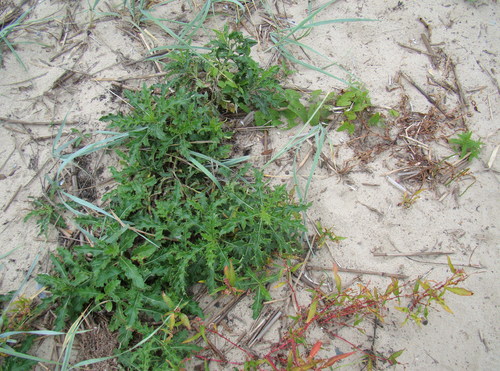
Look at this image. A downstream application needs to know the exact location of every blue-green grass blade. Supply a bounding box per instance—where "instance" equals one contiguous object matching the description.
[187,155,222,190]
[56,131,131,178]
[60,191,114,219]
[278,0,338,41]
[188,150,249,168]
[272,39,353,86]
[0,254,39,328]
[0,345,61,365]
[0,330,68,338]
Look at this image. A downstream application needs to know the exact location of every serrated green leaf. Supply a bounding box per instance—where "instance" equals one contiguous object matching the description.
[118,257,145,289]
[182,331,203,344]
[344,110,357,121]
[336,91,355,106]
[224,260,237,287]
[178,313,191,330]
[368,112,382,126]
[337,121,355,134]
[103,244,119,257]
[162,292,174,310]
[252,285,272,319]
[105,301,113,312]
[132,243,157,262]
[104,279,121,295]
[389,109,400,117]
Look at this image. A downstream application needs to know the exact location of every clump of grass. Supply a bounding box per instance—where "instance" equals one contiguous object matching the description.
[0,4,33,69]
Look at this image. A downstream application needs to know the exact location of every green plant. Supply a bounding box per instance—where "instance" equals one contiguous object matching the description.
[35,75,308,368]
[449,131,483,161]
[163,26,287,121]
[0,3,53,69]
[336,86,373,134]
[398,189,426,209]
[262,89,337,128]
[0,253,91,370]
[24,197,68,237]
[0,5,32,68]
[15,17,475,368]
[0,293,38,370]
[92,0,161,29]
[196,258,472,369]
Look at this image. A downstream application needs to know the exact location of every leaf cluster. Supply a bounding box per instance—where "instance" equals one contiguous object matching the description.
[336,86,377,134]
[448,131,483,161]
[164,26,286,119]
[24,197,69,237]
[257,89,337,128]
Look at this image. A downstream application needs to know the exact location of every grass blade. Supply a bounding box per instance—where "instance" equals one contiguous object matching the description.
[270,34,355,85]
[60,191,114,219]
[186,154,222,190]
[0,254,39,329]
[0,330,68,338]
[55,131,133,179]
[0,345,61,365]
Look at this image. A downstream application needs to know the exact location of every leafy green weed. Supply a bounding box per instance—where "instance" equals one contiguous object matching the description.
[449,131,483,161]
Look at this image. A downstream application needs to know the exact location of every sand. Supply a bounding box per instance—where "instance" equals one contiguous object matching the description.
[0,0,498,369]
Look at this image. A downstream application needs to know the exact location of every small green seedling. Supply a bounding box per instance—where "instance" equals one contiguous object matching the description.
[24,197,68,237]
[449,131,483,161]
[336,86,372,134]
[398,189,425,208]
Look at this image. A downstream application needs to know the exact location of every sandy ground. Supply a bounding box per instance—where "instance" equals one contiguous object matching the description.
[0,0,498,370]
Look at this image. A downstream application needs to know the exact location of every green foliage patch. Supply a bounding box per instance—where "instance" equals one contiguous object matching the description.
[449,131,483,161]
[34,29,310,368]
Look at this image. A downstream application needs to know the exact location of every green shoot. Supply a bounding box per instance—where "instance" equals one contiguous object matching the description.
[449,131,483,161]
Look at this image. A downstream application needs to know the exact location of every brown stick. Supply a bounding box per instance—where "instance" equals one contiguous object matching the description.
[427,73,457,93]
[263,130,271,162]
[397,42,433,57]
[373,251,454,257]
[421,33,439,68]
[192,323,227,362]
[401,72,448,116]
[3,185,22,212]
[0,146,16,173]
[93,72,168,82]
[207,293,247,326]
[450,60,469,109]
[0,117,79,126]
[247,309,282,347]
[476,59,500,96]
[139,32,162,73]
[309,265,408,280]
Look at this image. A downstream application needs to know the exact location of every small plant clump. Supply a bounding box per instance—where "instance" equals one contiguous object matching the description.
[449,131,483,161]
[164,25,287,123]
[184,257,472,369]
